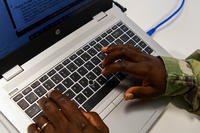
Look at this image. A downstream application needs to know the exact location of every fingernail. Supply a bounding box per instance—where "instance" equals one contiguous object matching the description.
[102,59,106,65]
[101,69,107,74]
[47,89,56,97]
[124,93,134,100]
[101,47,108,52]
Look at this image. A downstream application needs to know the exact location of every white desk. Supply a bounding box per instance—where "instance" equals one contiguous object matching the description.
[115,0,200,133]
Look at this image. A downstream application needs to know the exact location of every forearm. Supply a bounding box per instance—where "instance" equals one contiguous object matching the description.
[161,49,200,114]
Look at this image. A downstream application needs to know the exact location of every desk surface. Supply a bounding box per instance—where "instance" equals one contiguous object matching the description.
[116,0,200,133]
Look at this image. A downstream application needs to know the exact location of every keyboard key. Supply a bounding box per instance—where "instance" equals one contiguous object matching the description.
[120,34,129,42]
[117,21,123,26]
[74,57,84,67]
[96,76,107,85]
[39,75,48,82]
[82,78,119,111]
[33,111,45,122]
[31,81,40,89]
[81,53,91,61]
[55,64,64,71]
[83,87,93,98]
[25,104,41,118]
[25,92,38,104]
[13,93,23,102]
[127,39,137,46]
[34,86,47,97]
[59,68,70,78]
[70,72,81,82]
[83,45,90,51]
[144,46,153,54]
[111,29,123,38]
[54,84,66,93]
[91,56,101,65]
[64,90,75,99]
[101,33,107,38]
[132,35,141,43]
[70,54,78,60]
[97,52,106,60]
[112,25,118,30]
[79,77,88,87]
[115,39,123,44]
[95,36,102,42]
[51,74,63,84]
[17,99,29,110]
[93,66,101,76]
[47,69,56,77]
[88,48,97,56]
[94,43,102,51]
[116,73,127,80]
[62,78,74,88]
[62,59,70,66]
[127,30,135,37]
[89,81,100,91]
[86,72,96,80]
[106,35,115,43]
[121,25,129,32]
[75,94,87,104]
[106,29,112,34]
[104,74,113,80]
[67,62,78,72]
[77,67,88,76]
[22,87,32,95]
[71,83,83,94]
[84,61,95,70]
[135,45,142,51]
[138,41,147,48]
[89,41,96,46]
[76,49,84,55]
[43,80,55,90]
[100,39,109,47]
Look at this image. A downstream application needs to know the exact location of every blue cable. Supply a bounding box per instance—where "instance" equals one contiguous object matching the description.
[147,0,185,36]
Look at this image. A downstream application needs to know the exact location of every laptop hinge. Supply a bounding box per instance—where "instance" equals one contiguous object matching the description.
[2,65,24,81]
[93,12,108,22]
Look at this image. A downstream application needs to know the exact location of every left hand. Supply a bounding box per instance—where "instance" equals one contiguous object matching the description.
[28,90,109,133]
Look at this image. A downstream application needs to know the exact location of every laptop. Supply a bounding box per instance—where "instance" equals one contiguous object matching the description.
[0,0,170,132]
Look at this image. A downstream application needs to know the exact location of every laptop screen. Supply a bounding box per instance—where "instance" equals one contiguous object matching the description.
[0,0,92,60]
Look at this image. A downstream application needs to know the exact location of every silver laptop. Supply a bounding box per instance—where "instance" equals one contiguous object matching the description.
[0,0,170,132]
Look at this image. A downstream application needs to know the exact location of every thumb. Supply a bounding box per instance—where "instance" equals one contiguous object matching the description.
[124,86,157,100]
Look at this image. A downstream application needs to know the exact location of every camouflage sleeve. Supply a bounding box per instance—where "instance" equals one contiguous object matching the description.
[161,49,200,114]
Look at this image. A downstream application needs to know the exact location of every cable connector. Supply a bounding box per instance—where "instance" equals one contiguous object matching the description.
[113,1,127,12]
[147,0,185,36]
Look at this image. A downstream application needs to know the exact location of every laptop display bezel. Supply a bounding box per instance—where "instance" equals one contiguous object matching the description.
[0,0,113,78]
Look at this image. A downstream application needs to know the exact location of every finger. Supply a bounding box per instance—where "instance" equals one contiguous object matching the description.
[49,90,89,129]
[102,61,148,78]
[124,86,158,100]
[102,44,136,54]
[102,48,142,66]
[27,124,40,133]
[82,112,109,133]
[38,97,69,128]
[35,116,50,129]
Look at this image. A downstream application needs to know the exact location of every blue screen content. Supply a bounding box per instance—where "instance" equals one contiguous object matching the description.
[0,0,91,60]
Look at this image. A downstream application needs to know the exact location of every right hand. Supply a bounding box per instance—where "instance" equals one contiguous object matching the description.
[101,45,167,100]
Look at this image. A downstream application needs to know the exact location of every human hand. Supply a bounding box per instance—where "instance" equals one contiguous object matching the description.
[28,90,109,133]
[101,45,166,100]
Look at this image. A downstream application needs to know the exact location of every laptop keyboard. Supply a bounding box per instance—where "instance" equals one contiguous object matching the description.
[12,21,154,122]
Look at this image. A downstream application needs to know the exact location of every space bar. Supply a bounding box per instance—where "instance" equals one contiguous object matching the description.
[83,77,120,111]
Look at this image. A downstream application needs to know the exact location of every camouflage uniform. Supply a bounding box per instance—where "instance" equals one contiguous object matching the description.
[161,49,200,114]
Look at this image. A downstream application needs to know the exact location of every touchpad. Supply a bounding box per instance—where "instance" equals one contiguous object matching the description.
[0,111,19,133]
